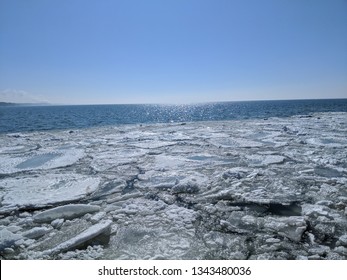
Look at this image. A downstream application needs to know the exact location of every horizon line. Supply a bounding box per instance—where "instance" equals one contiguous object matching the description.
[1,97,346,107]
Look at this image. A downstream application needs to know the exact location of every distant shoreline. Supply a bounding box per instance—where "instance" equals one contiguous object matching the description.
[0,102,49,106]
[0,102,17,106]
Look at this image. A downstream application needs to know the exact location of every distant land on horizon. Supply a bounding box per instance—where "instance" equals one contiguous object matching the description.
[0,102,17,106]
[0,101,50,106]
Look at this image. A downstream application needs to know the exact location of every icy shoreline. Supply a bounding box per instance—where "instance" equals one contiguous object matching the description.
[0,112,347,260]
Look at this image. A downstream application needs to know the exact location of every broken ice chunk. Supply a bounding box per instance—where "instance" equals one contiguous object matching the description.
[33,204,101,223]
[44,220,112,255]
[22,227,51,239]
[0,229,23,251]
[263,216,307,242]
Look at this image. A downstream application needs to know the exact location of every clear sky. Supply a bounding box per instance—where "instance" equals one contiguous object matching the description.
[0,0,346,104]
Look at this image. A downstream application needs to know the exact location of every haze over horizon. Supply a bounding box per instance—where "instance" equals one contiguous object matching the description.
[1,0,346,105]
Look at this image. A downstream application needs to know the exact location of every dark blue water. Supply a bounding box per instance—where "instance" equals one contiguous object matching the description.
[0,99,347,133]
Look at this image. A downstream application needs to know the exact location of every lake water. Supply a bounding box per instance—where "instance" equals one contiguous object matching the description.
[1,99,347,133]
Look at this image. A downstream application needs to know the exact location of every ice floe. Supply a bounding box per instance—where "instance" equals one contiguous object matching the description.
[0,148,84,174]
[0,175,100,212]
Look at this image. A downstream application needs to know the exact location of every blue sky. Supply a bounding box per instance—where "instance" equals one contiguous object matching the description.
[0,0,346,104]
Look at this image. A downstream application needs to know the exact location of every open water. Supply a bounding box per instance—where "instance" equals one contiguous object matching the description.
[0,99,346,133]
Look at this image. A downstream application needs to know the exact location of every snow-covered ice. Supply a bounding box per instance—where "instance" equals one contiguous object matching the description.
[0,112,347,259]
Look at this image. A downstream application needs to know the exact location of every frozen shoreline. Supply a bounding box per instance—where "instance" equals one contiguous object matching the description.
[1,112,347,259]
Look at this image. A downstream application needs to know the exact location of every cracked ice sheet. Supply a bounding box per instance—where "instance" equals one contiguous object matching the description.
[306,137,347,148]
[1,112,347,260]
[90,148,147,172]
[245,154,285,166]
[0,174,100,211]
[136,170,209,191]
[210,137,264,148]
[128,140,177,149]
